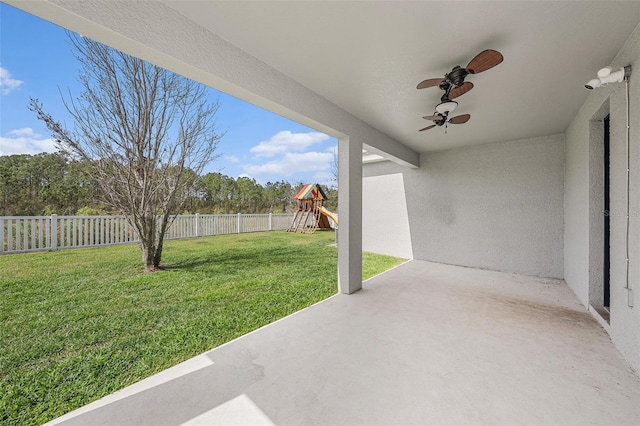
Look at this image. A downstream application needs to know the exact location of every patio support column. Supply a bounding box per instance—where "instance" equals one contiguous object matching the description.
[338,136,362,294]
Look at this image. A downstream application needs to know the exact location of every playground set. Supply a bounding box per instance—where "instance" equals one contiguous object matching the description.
[287,183,338,234]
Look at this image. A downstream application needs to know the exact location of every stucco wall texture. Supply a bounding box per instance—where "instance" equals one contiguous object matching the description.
[564,21,640,373]
[362,173,413,259]
[363,134,565,279]
[364,21,640,373]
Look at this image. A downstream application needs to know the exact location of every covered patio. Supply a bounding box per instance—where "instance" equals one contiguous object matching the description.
[49,261,640,425]
[5,1,640,422]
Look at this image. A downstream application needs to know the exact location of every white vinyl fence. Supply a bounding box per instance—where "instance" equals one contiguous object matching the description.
[0,213,294,254]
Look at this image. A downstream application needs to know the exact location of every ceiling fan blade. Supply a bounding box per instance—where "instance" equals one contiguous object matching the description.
[448,114,470,124]
[466,49,503,74]
[449,82,474,99]
[419,125,437,132]
[422,115,442,121]
[417,78,444,89]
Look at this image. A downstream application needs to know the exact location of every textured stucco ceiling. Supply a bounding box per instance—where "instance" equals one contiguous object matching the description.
[163,1,640,153]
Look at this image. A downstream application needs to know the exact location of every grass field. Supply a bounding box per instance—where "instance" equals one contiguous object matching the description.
[0,231,404,425]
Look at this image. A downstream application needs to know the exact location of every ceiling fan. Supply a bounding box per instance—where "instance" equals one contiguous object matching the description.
[416,49,503,115]
[419,112,470,132]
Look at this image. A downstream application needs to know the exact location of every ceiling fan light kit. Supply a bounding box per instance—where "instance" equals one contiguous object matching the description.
[435,100,458,114]
[416,49,504,133]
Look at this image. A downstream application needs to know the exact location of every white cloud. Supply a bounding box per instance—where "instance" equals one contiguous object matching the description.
[0,67,24,95]
[8,128,36,136]
[223,154,240,163]
[0,128,57,156]
[243,151,333,176]
[249,130,330,158]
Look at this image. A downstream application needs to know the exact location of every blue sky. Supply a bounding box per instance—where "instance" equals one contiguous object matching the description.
[0,3,337,186]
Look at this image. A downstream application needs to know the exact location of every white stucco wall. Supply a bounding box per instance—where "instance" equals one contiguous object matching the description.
[362,173,413,259]
[364,134,565,278]
[564,21,640,373]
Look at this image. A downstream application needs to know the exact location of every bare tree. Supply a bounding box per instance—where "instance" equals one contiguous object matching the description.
[330,148,339,189]
[30,33,223,272]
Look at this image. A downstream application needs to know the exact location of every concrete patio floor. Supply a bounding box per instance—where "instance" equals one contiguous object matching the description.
[49,260,640,425]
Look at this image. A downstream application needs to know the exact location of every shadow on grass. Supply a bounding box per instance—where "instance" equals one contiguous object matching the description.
[166,245,334,271]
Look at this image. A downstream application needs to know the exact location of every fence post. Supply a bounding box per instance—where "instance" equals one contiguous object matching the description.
[269,213,273,231]
[237,213,241,233]
[0,218,4,253]
[195,213,200,237]
[51,214,58,251]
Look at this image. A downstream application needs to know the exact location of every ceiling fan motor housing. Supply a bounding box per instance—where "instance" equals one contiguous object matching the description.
[445,66,470,87]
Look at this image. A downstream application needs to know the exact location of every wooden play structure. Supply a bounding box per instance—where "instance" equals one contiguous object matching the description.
[287,183,338,234]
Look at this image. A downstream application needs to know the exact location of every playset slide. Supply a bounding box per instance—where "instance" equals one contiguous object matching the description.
[320,206,338,226]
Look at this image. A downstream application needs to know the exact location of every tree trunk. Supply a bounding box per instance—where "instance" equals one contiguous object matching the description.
[142,243,156,272]
[153,213,171,269]
[153,240,163,269]
[140,216,156,272]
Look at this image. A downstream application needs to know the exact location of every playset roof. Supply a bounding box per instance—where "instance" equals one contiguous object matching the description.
[294,183,328,200]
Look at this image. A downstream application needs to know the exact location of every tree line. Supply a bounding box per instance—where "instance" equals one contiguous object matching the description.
[0,152,337,216]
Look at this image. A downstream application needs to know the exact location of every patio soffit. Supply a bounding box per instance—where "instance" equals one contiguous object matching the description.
[163,1,640,153]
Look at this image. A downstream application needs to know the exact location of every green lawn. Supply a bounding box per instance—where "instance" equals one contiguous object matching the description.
[0,231,404,425]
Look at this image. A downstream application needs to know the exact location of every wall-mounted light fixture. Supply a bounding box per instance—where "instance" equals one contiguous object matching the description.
[585,65,632,90]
